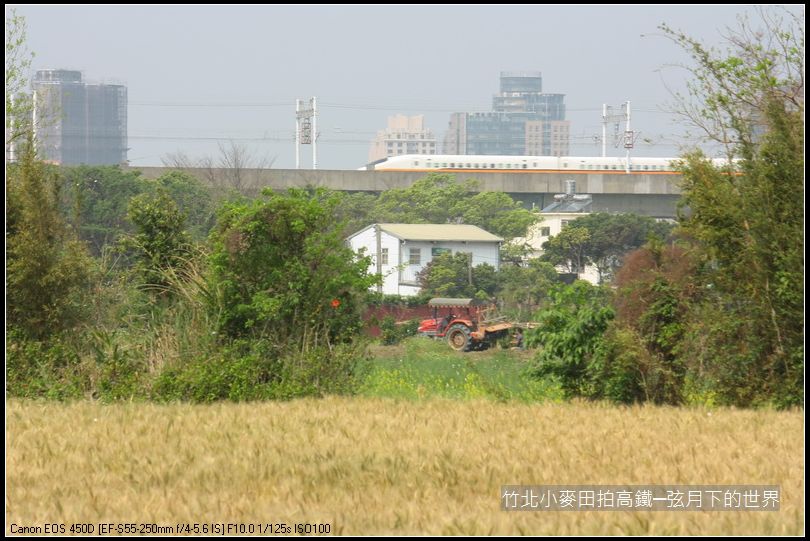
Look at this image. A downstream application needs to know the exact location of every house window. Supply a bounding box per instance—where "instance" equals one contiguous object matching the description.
[561,220,571,228]
[409,248,421,265]
[540,227,550,237]
[381,248,388,265]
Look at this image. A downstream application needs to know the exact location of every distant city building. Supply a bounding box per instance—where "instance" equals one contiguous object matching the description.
[32,69,127,165]
[525,119,570,156]
[368,114,436,163]
[444,71,570,156]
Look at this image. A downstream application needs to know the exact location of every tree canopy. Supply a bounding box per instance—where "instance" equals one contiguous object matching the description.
[373,173,539,240]
[541,213,674,282]
[666,8,804,406]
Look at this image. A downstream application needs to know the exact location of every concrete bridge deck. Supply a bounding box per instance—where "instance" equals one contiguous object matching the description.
[131,167,684,218]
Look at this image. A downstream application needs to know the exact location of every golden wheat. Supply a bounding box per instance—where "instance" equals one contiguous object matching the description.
[6,399,804,535]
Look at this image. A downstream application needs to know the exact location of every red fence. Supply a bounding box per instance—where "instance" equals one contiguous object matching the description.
[363,304,434,337]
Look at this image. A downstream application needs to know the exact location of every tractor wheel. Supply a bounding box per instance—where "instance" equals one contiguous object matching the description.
[446,324,472,352]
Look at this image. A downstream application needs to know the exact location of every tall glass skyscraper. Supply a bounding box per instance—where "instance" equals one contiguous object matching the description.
[444,71,569,157]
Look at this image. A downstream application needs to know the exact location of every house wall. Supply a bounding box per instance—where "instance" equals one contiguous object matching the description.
[523,213,600,285]
[398,240,500,288]
[348,227,501,296]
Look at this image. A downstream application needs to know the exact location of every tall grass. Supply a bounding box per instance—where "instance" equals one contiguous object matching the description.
[7,399,802,535]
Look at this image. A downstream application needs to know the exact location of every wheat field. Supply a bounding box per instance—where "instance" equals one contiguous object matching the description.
[6,398,804,535]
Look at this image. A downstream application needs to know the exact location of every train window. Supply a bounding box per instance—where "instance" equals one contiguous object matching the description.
[563,162,568,168]
[522,164,527,169]
[643,165,648,170]
[474,164,479,168]
[491,164,495,169]
[450,163,455,168]
[533,162,537,167]
[414,161,419,167]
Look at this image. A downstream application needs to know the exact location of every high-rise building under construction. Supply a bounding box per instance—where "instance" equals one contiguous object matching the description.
[32,69,127,165]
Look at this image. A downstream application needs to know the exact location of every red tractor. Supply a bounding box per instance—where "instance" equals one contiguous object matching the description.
[417,298,514,352]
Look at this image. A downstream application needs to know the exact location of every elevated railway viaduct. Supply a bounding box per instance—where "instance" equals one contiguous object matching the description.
[131,167,684,218]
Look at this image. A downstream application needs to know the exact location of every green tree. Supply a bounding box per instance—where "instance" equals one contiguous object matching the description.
[527,282,614,398]
[417,252,497,300]
[61,165,146,253]
[461,191,540,239]
[150,170,215,240]
[590,242,698,405]
[209,187,377,346]
[374,173,538,240]
[497,259,559,320]
[540,225,590,274]
[574,213,673,282]
[123,188,191,291]
[375,173,473,225]
[333,190,379,237]
[5,8,34,149]
[663,8,804,406]
[7,138,94,339]
[540,213,673,282]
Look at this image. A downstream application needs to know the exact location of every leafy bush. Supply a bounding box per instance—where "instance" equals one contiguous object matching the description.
[152,340,367,402]
[209,188,377,346]
[380,316,420,345]
[527,282,614,398]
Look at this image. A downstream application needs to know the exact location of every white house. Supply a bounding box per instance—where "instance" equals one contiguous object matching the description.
[519,211,601,285]
[514,180,601,284]
[347,223,503,296]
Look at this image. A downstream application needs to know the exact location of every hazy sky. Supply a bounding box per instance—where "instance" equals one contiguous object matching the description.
[8,5,803,169]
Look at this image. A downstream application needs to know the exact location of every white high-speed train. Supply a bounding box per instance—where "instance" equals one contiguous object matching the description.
[363,154,732,174]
